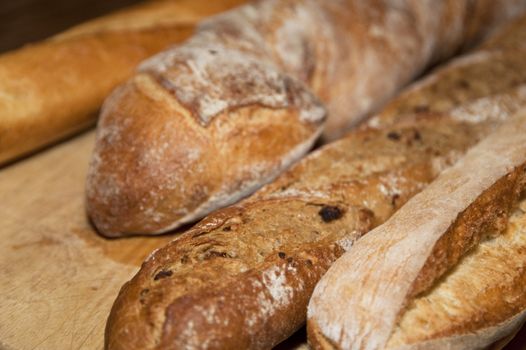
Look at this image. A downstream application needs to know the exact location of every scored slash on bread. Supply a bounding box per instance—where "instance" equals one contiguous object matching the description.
[87,0,526,237]
[307,112,526,350]
[104,11,526,350]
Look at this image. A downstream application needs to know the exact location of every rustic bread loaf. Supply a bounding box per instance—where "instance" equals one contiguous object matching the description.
[104,14,526,346]
[0,0,244,166]
[87,0,526,237]
[307,111,526,350]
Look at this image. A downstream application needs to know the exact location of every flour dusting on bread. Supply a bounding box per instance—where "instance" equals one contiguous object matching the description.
[450,84,526,124]
[139,0,327,126]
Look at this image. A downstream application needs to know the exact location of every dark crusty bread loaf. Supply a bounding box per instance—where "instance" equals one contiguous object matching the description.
[104,11,526,350]
[87,0,526,237]
[307,111,526,350]
[0,0,244,166]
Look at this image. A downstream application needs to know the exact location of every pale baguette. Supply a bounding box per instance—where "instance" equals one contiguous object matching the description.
[105,13,526,348]
[0,0,243,166]
[87,0,526,237]
[307,111,526,350]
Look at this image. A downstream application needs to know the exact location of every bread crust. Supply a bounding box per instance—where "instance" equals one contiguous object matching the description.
[322,0,526,137]
[387,200,526,349]
[367,49,526,128]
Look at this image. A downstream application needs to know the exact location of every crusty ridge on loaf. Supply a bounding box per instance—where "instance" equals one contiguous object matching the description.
[307,112,526,350]
[387,195,526,349]
[105,11,526,350]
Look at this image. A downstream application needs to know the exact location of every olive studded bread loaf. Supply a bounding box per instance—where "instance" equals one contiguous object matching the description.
[105,13,526,349]
[87,0,526,236]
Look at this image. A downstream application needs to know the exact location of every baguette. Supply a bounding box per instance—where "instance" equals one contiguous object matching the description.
[307,111,526,350]
[105,15,526,348]
[0,0,244,166]
[87,0,526,237]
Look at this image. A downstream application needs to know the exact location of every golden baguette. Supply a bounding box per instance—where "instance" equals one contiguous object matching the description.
[0,0,244,166]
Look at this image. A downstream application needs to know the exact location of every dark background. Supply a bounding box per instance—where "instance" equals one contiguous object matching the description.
[0,0,143,53]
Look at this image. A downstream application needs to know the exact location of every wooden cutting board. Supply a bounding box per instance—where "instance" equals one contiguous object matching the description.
[1,130,525,349]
